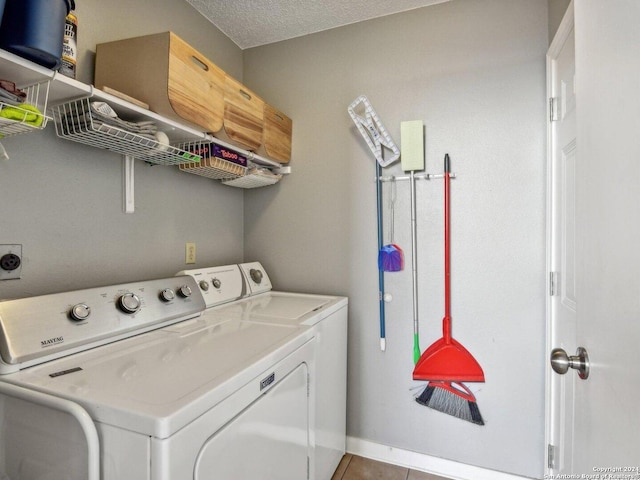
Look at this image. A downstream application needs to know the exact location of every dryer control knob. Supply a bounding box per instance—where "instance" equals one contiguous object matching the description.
[70,303,91,321]
[118,293,141,314]
[199,280,209,291]
[212,278,222,289]
[159,288,175,302]
[250,268,263,284]
[178,285,192,298]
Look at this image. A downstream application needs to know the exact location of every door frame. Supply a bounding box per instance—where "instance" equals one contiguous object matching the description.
[544,1,574,475]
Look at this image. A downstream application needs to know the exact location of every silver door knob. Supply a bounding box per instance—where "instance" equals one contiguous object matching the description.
[550,347,590,380]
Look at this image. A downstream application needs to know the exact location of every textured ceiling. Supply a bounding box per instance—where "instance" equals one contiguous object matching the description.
[185,0,451,49]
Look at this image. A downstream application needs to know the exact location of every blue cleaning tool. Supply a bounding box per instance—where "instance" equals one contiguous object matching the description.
[379,245,404,272]
[349,95,400,351]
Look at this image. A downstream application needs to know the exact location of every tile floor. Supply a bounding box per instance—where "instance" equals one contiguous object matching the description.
[331,454,452,480]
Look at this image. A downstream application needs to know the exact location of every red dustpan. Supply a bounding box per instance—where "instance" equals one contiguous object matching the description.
[412,319,485,381]
[413,154,484,383]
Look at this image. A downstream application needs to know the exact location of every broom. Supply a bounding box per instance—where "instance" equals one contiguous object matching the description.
[416,381,484,425]
[413,154,485,425]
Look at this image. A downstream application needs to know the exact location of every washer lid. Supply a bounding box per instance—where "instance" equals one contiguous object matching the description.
[3,317,312,438]
[232,292,347,326]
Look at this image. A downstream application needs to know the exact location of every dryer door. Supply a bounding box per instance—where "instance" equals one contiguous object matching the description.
[195,363,309,479]
[0,394,90,480]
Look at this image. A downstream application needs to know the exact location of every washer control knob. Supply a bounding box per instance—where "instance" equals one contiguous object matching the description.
[159,288,175,302]
[118,293,141,314]
[199,280,209,291]
[250,269,263,284]
[212,278,222,289]
[178,285,192,298]
[70,303,91,321]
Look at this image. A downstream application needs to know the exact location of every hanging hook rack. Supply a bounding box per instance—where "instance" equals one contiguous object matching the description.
[378,172,457,182]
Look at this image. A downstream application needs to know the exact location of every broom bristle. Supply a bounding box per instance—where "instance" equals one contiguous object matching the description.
[416,384,484,425]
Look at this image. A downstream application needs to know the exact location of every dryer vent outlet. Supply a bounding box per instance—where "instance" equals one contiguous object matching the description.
[0,244,23,280]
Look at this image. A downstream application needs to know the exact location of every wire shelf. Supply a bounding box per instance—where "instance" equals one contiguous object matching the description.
[51,98,201,166]
[177,140,283,188]
[0,81,50,137]
[222,168,282,188]
[178,140,247,180]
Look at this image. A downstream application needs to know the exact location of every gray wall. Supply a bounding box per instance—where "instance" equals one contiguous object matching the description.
[549,0,572,44]
[0,0,245,299]
[243,0,547,477]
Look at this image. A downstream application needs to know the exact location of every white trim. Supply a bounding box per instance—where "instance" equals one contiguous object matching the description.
[346,437,532,480]
[544,0,574,476]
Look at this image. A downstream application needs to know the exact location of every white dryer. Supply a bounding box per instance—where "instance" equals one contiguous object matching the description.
[0,274,315,480]
[180,262,348,480]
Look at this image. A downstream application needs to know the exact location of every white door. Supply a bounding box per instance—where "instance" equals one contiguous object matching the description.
[546,4,577,474]
[547,1,640,475]
[573,0,640,472]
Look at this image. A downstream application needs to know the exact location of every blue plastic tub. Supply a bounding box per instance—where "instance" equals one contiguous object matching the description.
[0,0,75,69]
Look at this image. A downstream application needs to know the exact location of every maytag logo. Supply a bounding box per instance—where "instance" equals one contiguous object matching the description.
[260,372,275,391]
[41,336,64,348]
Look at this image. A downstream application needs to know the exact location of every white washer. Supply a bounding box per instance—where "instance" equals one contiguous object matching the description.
[0,274,315,480]
[179,262,348,480]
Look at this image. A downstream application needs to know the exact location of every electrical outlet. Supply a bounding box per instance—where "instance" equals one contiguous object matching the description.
[185,243,196,264]
[0,244,22,280]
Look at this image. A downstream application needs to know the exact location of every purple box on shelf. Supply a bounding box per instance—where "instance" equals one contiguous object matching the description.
[213,144,248,167]
[185,143,248,167]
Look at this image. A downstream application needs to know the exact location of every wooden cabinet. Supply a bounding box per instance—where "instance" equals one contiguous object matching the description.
[93,31,292,162]
[94,32,226,135]
[219,76,264,151]
[258,104,292,164]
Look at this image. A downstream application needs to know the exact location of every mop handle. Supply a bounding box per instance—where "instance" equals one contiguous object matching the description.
[411,170,420,363]
[443,154,452,343]
[376,162,386,351]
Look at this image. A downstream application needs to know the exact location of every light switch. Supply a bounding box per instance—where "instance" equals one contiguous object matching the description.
[185,243,196,264]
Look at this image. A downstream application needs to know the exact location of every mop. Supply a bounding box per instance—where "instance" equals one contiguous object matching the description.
[400,120,424,364]
[348,95,400,351]
[413,154,485,425]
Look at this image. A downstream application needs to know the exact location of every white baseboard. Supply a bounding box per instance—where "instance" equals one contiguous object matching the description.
[346,436,532,480]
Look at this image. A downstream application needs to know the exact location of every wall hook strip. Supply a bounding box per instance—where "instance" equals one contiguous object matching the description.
[378,173,456,182]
